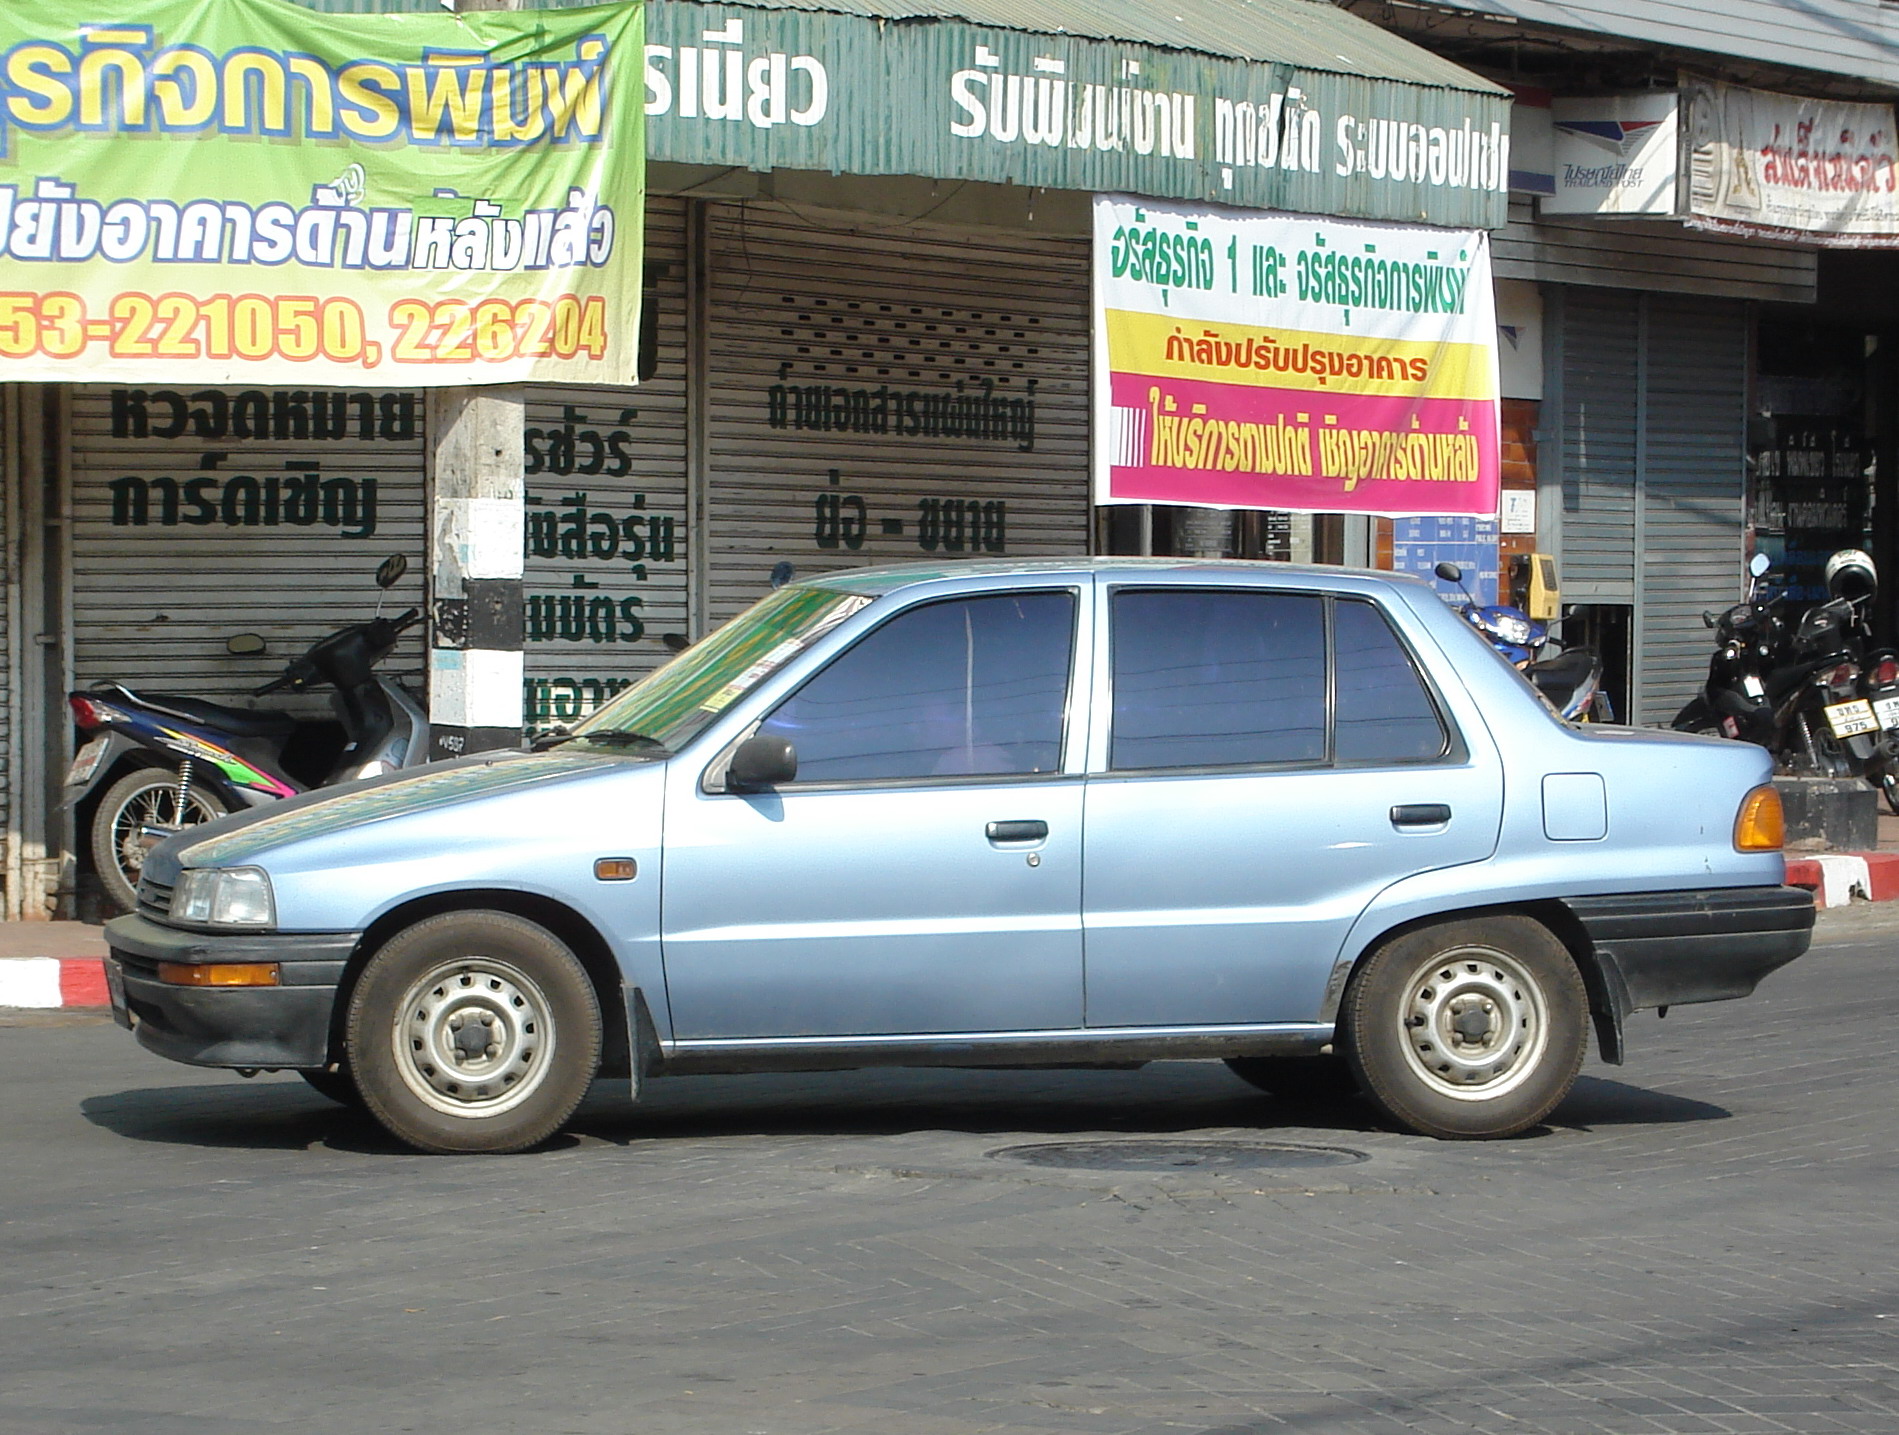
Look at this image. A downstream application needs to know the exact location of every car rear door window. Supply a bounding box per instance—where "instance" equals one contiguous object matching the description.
[1109,590,1325,770]
[759,591,1075,782]
[1333,599,1449,763]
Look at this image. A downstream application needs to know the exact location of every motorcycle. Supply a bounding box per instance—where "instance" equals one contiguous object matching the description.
[66,554,428,912]
[1675,548,1899,810]
[1433,562,1610,722]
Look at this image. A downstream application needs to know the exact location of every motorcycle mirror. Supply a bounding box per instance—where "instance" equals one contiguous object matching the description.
[226,633,267,656]
[1748,553,1771,578]
[661,633,691,654]
[769,561,796,590]
[375,554,408,589]
[1433,561,1464,583]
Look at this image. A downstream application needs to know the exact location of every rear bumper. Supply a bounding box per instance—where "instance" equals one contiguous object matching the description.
[1564,886,1814,1013]
[103,913,359,1070]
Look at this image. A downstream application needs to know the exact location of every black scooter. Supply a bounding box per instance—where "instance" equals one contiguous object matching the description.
[66,555,429,913]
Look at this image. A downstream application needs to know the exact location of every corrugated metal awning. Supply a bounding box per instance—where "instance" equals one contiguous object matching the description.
[292,0,1504,94]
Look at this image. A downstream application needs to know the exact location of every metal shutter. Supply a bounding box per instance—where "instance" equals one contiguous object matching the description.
[702,202,1091,624]
[1639,295,1746,724]
[69,385,426,708]
[522,196,689,731]
[1558,288,1640,604]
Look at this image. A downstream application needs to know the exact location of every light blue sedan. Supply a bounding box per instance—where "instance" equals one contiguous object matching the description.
[104,560,1812,1153]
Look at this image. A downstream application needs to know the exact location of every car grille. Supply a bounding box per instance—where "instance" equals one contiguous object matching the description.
[136,876,174,919]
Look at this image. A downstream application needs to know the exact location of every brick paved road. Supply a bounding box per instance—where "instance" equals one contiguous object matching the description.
[3,907,1898,1435]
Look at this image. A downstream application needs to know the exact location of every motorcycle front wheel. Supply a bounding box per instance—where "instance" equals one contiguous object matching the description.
[90,768,227,914]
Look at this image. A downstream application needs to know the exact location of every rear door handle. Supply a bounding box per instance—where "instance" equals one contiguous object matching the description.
[986,820,1048,843]
[1390,804,1451,827]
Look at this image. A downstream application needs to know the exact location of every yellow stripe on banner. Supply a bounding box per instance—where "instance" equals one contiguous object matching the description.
[1106,311,1496,401]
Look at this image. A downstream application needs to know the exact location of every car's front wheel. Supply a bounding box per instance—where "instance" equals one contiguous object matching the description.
[1341,916,1586,1140]
[344,911,601,1154]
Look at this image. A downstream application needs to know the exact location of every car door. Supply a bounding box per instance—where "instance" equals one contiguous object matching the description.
[660,584,1088,1041]
[1081,584,1503,1029]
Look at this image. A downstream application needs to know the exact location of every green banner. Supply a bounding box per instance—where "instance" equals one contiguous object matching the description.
[0,0,644,385]
[643,1,1510,231]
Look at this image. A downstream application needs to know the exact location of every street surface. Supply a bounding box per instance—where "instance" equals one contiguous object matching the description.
[3,906,1898,1434]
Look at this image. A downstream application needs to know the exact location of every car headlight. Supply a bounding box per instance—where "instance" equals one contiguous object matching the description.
[173,866,276,928]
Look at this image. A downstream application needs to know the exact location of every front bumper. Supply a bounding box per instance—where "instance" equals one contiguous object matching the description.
[1565,885,1815,1014]
[103,913,361,1070]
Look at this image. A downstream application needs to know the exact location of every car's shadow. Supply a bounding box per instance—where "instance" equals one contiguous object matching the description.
[78,1065,1729,1155]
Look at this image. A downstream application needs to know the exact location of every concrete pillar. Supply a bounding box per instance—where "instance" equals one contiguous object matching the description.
[427,388,525,759]
[424,1,530,760]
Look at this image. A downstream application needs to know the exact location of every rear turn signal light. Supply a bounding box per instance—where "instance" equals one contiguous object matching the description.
[1734,785,1785,852]
[156,962,281,988]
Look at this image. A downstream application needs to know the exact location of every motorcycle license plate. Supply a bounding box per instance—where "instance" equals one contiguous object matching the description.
[65,737,108,788]
[1825,699,1880,738]
[1874,695,1899,730]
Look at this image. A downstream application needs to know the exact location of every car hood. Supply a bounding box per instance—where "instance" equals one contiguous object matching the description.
[149,750,638,880]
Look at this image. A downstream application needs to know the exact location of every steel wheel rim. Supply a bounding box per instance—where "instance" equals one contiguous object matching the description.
[1398,944,1550,1101]
[390,956,555,1118]
[112,781,220,886]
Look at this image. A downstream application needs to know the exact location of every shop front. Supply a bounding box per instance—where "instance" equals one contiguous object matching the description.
[0,0,1511,915]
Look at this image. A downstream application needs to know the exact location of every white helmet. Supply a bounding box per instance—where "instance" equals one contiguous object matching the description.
[1825,548,1878,603]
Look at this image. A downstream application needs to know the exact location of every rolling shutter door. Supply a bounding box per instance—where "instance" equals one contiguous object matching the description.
[1639,295,1745,724]
[1558,289,1640,604]
[70,385,426,706]
[703,202,1091,624]
[522,197,690,731]
[1554,288,1747,724]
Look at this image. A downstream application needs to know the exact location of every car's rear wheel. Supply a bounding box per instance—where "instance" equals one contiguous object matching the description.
[1223,1054,1359,1103]
[1341,915,1586,1140]
[344,911,601,1154]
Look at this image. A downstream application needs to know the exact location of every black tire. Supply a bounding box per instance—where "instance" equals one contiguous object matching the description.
[344,910,601,1154]
[298,1066,363,1109]
[1879,771,1899,818]
[1341,915,1587,1140]
[89,768,228,914]
[1224,1054,1359,1103]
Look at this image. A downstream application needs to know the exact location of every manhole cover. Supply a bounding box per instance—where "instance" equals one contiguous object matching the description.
[988,1140,1367,1172]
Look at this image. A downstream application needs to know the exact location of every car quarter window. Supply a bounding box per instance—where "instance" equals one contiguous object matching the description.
[1109,589,1326,770]
[756,590,1076,783]
[1333,599,1450,763]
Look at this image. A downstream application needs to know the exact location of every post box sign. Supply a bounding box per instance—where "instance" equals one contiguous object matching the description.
[0,0,645,385]
[1093,194,1500,517]
[1544,93,1679,216]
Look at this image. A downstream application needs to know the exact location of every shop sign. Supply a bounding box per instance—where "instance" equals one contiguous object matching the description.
[1092,195,1500,518]
[1543,94,1679,216]
[0,0,645,385]
[644,3,1512,231]
[1682,77,1899,249]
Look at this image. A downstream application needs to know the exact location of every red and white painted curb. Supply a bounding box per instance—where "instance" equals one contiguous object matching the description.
[0,957,108,1009]
[1785,852,1899,909]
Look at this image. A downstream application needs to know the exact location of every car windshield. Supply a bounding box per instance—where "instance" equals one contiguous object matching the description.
[562,585,875,753]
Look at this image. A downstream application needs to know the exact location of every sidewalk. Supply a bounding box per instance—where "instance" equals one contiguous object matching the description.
[6,812,1897,1010]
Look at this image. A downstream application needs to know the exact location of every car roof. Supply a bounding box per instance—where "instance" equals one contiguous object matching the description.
[796,556,1434,597]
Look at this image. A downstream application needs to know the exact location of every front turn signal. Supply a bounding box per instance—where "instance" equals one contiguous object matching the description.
[157,962,281,988]
[1734,785,1785,852]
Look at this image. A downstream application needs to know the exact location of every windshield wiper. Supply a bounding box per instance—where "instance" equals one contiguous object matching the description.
[568,730,670,751]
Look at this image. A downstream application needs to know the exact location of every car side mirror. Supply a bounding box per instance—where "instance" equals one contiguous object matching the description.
[728,735,797,791]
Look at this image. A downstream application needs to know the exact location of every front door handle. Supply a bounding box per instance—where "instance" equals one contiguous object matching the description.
[986,819,1048,843]
[1390,803,1451,828]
